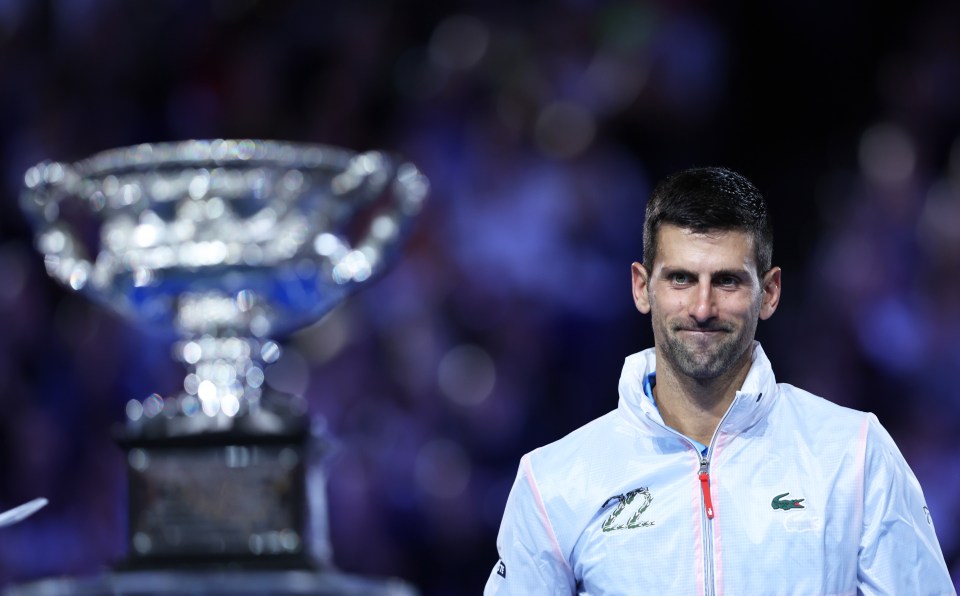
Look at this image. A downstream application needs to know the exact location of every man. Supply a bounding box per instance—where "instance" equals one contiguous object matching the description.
[485,167,954,594]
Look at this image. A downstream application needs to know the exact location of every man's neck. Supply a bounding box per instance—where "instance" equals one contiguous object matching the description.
[651,349,753,447]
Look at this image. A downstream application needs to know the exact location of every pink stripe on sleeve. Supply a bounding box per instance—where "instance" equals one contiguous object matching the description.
[854,416,869,537]
[520,454,574,575]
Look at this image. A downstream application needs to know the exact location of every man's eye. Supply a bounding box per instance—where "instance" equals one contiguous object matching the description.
[670,273,690,285]
[717,276,739,287]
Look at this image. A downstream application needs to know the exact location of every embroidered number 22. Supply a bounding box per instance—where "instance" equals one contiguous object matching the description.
[601,487,654,531]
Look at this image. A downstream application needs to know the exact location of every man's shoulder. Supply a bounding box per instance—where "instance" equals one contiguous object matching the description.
[774,382,872,433]
[517,410,652,526]
[777,383,865,414]
[520,410,637,488]
[530,410,626,462]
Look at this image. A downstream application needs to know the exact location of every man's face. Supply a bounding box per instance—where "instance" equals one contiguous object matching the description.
[631,224,781,380]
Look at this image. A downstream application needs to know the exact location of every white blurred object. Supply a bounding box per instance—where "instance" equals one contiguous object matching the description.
[0,498,48,528]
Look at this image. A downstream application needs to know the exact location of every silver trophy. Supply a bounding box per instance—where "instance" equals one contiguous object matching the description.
[16,139,428,594]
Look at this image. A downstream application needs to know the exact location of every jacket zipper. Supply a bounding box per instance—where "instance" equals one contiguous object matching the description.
[697,398,738,596]
[699,454,715,596]
[646,396,739,596]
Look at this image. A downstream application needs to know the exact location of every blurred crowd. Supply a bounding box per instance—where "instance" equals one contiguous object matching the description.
[0,0,957,593]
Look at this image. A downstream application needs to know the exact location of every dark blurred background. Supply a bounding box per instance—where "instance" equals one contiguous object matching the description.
[0,0,958,593]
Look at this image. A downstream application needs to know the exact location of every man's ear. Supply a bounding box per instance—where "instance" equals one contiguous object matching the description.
[631,262,651,314]
[759,266,782,320]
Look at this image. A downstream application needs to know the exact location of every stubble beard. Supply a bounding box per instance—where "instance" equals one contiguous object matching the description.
[660,326,748,380]
[654,313,758,381]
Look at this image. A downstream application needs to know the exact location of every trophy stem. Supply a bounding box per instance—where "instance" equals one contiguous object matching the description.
[176,335,268,419]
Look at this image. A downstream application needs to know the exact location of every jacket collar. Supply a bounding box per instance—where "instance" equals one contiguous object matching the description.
[617,341,778,439]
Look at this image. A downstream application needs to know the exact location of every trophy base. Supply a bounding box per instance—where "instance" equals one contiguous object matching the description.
[3,417,424,595]
[115,397,321,568]
[2,569,418,595]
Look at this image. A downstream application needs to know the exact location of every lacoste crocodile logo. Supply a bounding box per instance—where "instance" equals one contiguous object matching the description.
[771,492,805,511]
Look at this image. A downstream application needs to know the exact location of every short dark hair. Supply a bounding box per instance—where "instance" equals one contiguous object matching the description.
[642,167,773,275]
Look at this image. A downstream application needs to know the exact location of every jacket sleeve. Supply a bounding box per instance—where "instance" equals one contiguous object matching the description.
[857,414,955,595]
[484,453,576,595]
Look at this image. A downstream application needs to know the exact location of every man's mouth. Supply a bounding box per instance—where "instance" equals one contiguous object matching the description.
[678,330,723,341]
[675,326,729,334]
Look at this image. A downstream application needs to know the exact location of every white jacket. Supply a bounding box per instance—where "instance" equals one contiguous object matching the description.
[485,343,955,595]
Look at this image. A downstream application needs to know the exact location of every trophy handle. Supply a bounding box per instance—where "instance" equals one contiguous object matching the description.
[21,161,99,292]
[358,159,428,266]
[325,156,429,285]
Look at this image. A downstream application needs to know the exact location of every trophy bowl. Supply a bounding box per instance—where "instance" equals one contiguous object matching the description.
[16,139,428,591]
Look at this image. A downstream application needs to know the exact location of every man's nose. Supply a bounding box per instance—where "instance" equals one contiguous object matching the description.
[690,283,717,322]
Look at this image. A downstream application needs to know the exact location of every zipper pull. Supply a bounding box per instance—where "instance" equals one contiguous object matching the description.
[699,457,715,519]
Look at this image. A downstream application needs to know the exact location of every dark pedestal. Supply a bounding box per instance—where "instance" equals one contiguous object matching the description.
[118,428,313,569]
[3,411,419,595]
